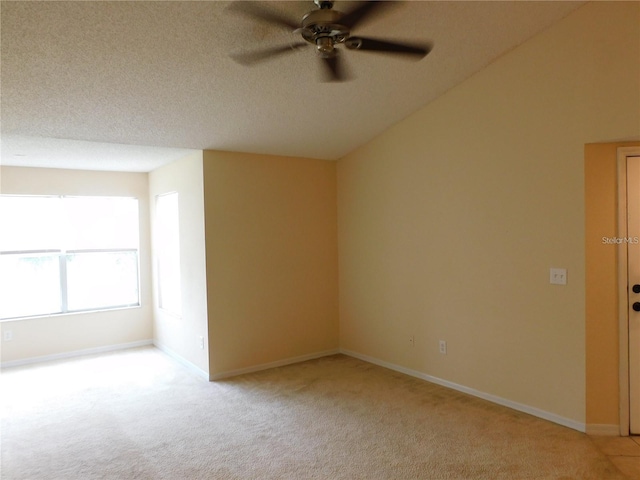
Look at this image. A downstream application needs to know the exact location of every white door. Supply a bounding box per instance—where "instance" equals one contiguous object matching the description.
[627,154,640,434]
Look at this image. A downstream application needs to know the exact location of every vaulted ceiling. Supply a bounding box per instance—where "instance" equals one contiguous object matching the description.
[1,1,584,171]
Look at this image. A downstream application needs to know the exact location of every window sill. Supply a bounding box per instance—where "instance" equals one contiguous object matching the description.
[0,304,142,323]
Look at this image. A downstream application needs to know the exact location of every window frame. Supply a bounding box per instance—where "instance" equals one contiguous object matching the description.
[0,195,141,321]
[154,191,182,317]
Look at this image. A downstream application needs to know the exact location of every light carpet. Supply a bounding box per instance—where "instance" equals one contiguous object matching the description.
[0,347,627,479]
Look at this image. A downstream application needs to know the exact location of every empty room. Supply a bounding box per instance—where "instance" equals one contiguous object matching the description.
[1,1,639,478]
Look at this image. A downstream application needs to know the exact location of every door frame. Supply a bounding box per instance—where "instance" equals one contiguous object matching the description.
[617,146,640,436]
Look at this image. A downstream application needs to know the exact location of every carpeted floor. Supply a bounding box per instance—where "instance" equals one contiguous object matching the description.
[0,347,628,479]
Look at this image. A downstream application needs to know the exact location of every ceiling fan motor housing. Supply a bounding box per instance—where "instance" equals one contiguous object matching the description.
[301,9,350,56]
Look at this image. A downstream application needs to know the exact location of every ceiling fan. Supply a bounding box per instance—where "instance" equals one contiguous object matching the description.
[228,0,433,82]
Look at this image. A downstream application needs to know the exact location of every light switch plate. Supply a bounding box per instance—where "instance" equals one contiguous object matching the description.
[550,268,567,285]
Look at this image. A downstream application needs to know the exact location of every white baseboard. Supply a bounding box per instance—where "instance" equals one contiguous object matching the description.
[0,339,153,369]
[153,342,209,380]
[340,348,586,433]
[585,424,621,436]
[210,348,341,380]
[4,342,592,435]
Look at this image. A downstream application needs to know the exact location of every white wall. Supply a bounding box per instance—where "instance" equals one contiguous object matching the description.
[149,152,209,376]
[0,167,153,364]
[337,1,640,427]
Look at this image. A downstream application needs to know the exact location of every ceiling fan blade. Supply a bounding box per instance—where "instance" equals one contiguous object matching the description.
[320,54,347,82]
[339,1,398,30]
[226,1,300,30]
[345,37,432,59]
[231,43,308,65]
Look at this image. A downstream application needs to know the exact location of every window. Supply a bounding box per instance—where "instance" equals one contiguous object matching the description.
[155,192,181,316]
[0,195,140,320]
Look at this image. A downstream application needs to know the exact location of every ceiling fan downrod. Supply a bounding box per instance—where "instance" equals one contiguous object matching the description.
[314,0,334,8]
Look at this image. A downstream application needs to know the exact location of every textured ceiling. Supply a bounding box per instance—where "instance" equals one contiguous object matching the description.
[1,0,584,172]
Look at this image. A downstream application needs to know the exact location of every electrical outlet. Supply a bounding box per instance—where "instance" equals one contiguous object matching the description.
[409,335,415,348]
[3,330,13,342]
[439,340,447,355]
[199,336,204,350]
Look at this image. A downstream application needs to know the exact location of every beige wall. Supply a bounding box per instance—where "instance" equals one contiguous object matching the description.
[0,166,153,363]
[337,1,640,426]
[149,152,209,375]
[203,150,339,377]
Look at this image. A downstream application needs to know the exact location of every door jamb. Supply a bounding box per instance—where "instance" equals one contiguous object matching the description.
[617,146,640,436]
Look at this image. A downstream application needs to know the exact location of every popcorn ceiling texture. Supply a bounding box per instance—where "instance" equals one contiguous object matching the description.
[1,1,583,170]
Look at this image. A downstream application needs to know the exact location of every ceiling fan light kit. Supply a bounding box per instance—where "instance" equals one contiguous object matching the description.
[228,0,433,81]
